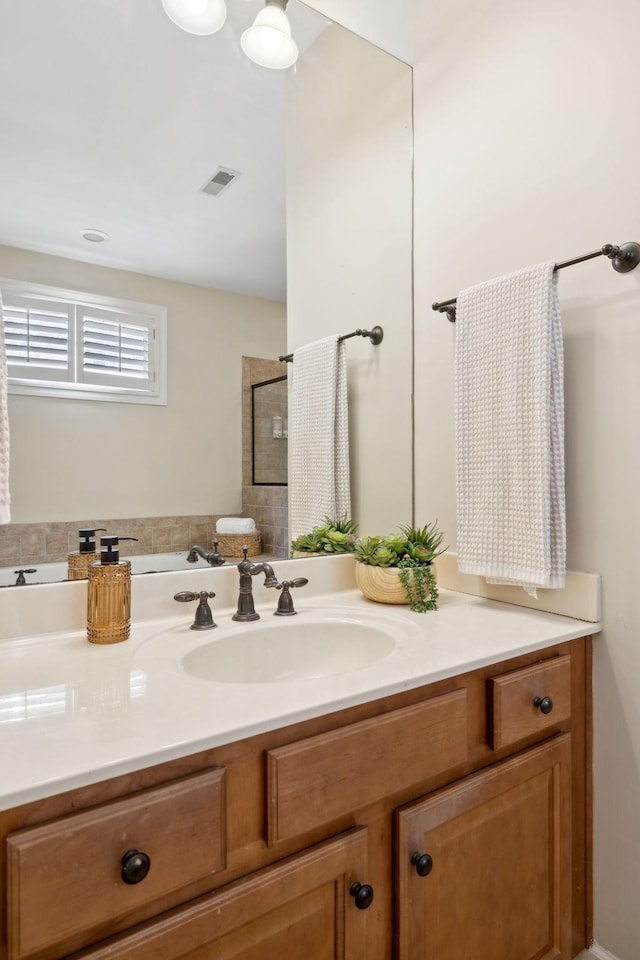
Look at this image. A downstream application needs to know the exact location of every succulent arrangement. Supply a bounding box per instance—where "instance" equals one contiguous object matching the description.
[291,517,358,556]
[354,522,446,612]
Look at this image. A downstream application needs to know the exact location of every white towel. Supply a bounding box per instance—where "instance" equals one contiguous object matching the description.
[289,335,351,540]
[455,261,565,594]
[216,517,256,534]
[0,293,10,525]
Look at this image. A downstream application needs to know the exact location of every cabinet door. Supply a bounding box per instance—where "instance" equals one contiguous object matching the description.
[397,735,571,960]
[77,827,371,960]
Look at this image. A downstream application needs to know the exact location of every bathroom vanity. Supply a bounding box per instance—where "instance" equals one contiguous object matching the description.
[0,572,597,960]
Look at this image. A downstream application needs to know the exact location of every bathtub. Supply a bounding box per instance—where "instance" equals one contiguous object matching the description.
[0,551,226,588]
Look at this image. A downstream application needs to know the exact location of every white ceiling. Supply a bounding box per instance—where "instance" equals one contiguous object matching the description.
[0,0,329,302]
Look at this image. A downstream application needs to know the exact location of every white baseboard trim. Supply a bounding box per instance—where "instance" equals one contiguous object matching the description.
[582,942,624,960]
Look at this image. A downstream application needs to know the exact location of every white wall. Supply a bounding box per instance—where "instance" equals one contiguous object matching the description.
[0,244,286,522]
[412,1,640,956]
[286,25,414,535]
[301,0,411,64]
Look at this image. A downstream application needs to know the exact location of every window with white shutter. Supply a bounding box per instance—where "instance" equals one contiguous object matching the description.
[0,279,166,405]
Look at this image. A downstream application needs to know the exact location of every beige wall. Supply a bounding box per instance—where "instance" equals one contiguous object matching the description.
[412,1,640,956]
[286,25,414,536]
[0,244,286,523]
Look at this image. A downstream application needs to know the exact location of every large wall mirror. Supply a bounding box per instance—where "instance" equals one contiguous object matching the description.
[0,0,413,582]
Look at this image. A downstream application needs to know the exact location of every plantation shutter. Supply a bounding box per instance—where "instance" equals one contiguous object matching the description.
[78,306,155,392]
[2,294,73,383]
[1,279,166,404]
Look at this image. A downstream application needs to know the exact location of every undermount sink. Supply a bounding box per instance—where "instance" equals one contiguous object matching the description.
[180,614,398,684]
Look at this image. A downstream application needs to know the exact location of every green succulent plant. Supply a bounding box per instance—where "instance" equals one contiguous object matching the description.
[354,537,396,566]
[354,521,446,612]
[399,521,446,564]
[291,517,358,555]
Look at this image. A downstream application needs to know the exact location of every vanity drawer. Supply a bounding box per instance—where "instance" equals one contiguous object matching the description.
[7,767,226,960]
[267,688,468,844]
[488,654,571,750]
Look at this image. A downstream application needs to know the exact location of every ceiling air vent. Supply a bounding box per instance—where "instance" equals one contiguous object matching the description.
[200,167,241,198]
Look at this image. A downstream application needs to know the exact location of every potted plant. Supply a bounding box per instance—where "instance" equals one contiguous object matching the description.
[353,522,446,612]
[291,517,358,558]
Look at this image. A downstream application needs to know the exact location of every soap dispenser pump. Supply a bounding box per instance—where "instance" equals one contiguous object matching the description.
[87,536,138,645]
[68,528,106,581]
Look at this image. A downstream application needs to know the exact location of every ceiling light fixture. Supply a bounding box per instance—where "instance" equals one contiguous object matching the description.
[160,0,227,36]
[240,0,298,70]
[81,229,110,243]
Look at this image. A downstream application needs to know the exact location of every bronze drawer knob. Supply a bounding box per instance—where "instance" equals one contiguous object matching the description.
[121,849,151,884]
[533,696,554,715]
[411,851,433,877]
[350,881,374,910]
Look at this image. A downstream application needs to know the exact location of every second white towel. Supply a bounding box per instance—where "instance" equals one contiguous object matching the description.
[455,261,566,594]
[288,335,351,540]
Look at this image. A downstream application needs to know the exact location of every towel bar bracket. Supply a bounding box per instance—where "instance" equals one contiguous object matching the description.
[432,240,640,322]
[279,325,384,362]
[355,325,384,346]
[608,241,640,273]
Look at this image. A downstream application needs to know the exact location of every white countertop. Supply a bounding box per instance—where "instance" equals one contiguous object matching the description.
[0,582,600,813]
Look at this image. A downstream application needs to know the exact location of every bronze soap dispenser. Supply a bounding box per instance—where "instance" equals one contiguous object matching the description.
[68,527,106,581]
[87,536,138,644]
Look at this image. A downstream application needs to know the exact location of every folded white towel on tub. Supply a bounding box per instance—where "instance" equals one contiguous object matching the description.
[216,518,256,534]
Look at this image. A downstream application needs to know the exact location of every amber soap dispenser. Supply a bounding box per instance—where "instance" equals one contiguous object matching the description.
[68,527,106,581]
[87,536,138,645]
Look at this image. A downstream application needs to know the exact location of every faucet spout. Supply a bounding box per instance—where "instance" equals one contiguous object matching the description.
[245,560,278,588]
[186,540,225,567]
[232,549,278,621]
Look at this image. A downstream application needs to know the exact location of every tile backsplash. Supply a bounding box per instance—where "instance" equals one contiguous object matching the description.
[0,515,231,568]
[0,505,292,568]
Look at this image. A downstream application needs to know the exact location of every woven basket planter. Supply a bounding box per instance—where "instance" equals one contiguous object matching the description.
[216,532,262,558]
[355,562,437,605]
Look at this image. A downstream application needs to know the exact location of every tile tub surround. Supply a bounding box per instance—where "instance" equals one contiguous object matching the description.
[242,484,288,557]
[242,355,286,488]
[242,356,289,557]
[0,514,251,569]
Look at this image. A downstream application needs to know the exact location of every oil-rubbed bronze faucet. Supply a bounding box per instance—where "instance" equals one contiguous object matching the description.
[232,547,278,622]
[186,539,225,567]
[14,568,37,586]
[274,578,309,616]
[174,590,217,630]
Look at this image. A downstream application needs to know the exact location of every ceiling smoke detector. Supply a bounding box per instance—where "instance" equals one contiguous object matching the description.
[200,167,241,198]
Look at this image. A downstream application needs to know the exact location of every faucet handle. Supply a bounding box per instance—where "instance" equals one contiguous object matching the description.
[174,590,217,631]
[14,568,37,585]
[288,578,309,589]
[274,578,309,616]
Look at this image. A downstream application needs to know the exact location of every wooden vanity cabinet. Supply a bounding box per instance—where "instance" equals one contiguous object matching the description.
[0,636,590,960]
[396,735,572,960]
[76,828,371,960]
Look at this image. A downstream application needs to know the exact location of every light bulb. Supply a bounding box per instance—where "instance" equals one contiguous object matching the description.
[255,26,286,54]
[160,0,226,35]
[241,2,298,69]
